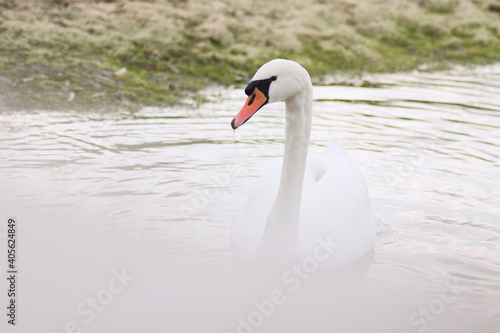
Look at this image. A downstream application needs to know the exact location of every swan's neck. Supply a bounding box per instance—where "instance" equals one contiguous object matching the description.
[264,88,313,244]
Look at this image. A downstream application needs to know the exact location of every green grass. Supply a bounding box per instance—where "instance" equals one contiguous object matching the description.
[1,0,500,111]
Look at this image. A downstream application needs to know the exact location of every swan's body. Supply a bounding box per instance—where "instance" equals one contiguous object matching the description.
[230,59,375,267]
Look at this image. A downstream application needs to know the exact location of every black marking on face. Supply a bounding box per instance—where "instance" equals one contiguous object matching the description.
[248,94,256,106]
[244,76,278,97]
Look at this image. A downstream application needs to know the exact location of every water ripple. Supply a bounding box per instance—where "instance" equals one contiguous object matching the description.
[0,64,499,321]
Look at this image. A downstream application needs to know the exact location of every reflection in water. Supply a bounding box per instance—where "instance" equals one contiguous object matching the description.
[1,65,500,331]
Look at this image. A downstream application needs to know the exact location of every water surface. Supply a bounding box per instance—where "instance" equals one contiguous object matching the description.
[1,65,499,332]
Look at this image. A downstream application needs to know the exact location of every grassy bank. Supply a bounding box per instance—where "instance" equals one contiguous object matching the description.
[1,0,500,111]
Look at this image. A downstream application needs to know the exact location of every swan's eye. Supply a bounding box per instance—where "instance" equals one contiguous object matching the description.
[270,76,277,81]
[248,94,256,106]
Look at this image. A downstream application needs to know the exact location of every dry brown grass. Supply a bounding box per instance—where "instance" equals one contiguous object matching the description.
[1,0,500,110]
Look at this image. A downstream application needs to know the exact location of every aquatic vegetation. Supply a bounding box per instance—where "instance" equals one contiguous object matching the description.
[1,0,500,110]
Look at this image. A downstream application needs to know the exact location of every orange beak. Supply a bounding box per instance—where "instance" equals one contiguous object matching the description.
[231,87,268,129]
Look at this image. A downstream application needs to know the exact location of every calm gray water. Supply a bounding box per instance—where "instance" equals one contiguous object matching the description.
[1,65,499,331]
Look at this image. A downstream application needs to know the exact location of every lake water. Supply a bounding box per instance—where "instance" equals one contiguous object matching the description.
[1,64,499,332]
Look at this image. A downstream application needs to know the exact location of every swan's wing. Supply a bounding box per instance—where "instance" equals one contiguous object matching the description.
[300,143,375,267]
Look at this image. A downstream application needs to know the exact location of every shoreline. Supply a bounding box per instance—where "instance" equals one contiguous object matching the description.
[1,0,500,111]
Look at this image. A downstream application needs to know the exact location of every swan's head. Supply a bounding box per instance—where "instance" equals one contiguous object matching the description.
[231,59,311,129]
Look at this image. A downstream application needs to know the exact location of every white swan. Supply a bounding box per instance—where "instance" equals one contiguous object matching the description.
[230,59,375,267]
